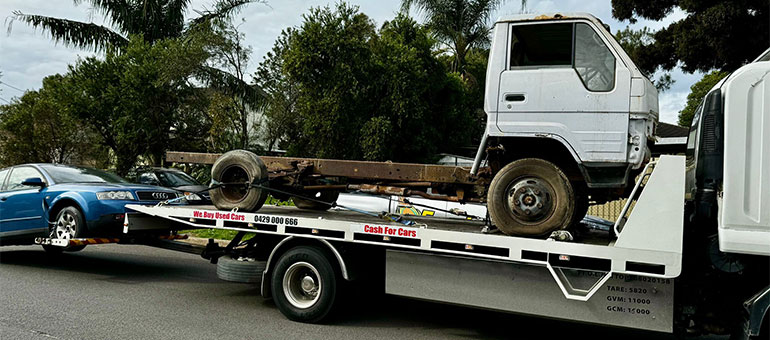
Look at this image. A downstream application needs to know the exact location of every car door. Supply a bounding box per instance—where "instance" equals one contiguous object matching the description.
[496,21,632,163]
[0,167,9,224]
[0,166,49,237]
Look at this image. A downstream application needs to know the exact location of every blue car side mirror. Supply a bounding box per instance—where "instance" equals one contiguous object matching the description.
[22,177,46,188]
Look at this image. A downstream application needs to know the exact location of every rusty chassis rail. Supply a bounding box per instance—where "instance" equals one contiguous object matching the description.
[167,151,491,203]
[167,151,487,185]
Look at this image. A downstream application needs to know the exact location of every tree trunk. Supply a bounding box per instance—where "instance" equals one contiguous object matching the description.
[240,105,249,149]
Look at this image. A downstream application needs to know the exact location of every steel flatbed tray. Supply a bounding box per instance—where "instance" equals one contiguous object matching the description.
[126,155,686,301]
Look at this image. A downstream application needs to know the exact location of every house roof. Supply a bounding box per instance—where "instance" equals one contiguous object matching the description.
[657,122,689,138]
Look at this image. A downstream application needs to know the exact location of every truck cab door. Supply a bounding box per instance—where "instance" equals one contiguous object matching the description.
[496,21,632,163]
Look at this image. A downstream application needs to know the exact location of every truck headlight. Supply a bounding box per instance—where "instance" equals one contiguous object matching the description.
[96,191,135,200]
[183,192,202,200]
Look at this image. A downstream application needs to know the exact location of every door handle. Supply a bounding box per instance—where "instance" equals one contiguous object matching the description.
[505,94,526,102]
[0,196,7,202]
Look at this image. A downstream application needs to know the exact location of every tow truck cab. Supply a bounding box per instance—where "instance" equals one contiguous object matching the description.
[685,48,770,255]
[685,48,770,337]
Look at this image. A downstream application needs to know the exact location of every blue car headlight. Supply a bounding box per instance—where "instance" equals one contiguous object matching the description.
[183,192,202,200]
[96,191,135,200]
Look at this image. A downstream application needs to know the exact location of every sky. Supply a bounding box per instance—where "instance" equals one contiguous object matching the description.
[0,0,701,124]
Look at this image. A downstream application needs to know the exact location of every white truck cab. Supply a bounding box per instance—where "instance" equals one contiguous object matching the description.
[480,13,657,176]
[476,13,659,235]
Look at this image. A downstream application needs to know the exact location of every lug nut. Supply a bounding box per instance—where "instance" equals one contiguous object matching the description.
[524,210,531,215]
[537,203,543,208]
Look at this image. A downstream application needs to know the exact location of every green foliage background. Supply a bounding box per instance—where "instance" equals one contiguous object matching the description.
[677,71,729,127]
[269,5,482,163]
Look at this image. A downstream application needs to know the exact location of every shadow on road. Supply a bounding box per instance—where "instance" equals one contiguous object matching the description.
[0,246,218,284]
[333,293,674,340]
[0,245,687,339]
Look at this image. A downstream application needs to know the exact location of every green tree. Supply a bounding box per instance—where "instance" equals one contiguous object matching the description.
[401,0,503,75]
[611,0,769,74]
[0,75,106,167]
[11,0,258,52]
[255,28,303,153]
[267,6,475,162]
[64,35,210,175]
[365,14,472,162]
[678,70,729,127]
[11,1,267,154]
[614,27,674,91]
[282,3,378,159]
[203,19,264,150]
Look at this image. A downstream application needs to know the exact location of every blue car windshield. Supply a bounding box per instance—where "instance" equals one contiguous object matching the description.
[156,171,200,186]
[40,165,128,184]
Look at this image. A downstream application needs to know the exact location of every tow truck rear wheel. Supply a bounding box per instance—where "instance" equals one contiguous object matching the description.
[271,246,338,323]
[488,158,575,237]
[210,150,269,212]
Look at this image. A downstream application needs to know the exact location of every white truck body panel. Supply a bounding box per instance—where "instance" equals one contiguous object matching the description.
[386,251,675,333]
[718,60,770,256]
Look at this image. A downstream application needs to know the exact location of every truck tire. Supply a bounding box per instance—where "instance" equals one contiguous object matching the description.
[572,184,590,226]
[210,150,269,212]
[216,256,266,283]
[43,206,87,253]
[293,191,340,211]
[487,158,575,237]
[271,246,338,323]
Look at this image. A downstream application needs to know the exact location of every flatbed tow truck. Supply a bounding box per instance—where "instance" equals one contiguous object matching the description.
[34,152,767,338]
[31,13,770,339]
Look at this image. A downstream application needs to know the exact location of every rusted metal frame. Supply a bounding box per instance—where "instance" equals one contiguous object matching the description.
[167,151,482,185]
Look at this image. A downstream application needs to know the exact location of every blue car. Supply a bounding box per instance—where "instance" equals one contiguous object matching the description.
[0,163,182,249]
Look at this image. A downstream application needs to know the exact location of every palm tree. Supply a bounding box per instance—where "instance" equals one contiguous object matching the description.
[401,0,506,75]
[10,0,258,52]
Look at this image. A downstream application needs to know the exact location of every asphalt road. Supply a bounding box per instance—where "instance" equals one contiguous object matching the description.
[0,244,723,340]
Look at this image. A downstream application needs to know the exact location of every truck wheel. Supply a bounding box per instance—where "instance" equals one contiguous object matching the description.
[216,256,266,283]
[210,150,269,212]
[572,184,590,226]
[487,158,575,237]
[293,191,340,211]
[271,246,338,323]
[43,206,87,253]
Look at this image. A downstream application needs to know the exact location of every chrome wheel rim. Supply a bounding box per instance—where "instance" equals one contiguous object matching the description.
[53,211,77,240]
[283,262,321,309]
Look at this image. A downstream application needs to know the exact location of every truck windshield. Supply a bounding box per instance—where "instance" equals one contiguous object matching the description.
[41,164,128,184]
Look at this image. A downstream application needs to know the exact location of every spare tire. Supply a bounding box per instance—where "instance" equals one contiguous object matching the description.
[293,191,340,211]
[217,256,266,283]
[210,150,269,212]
